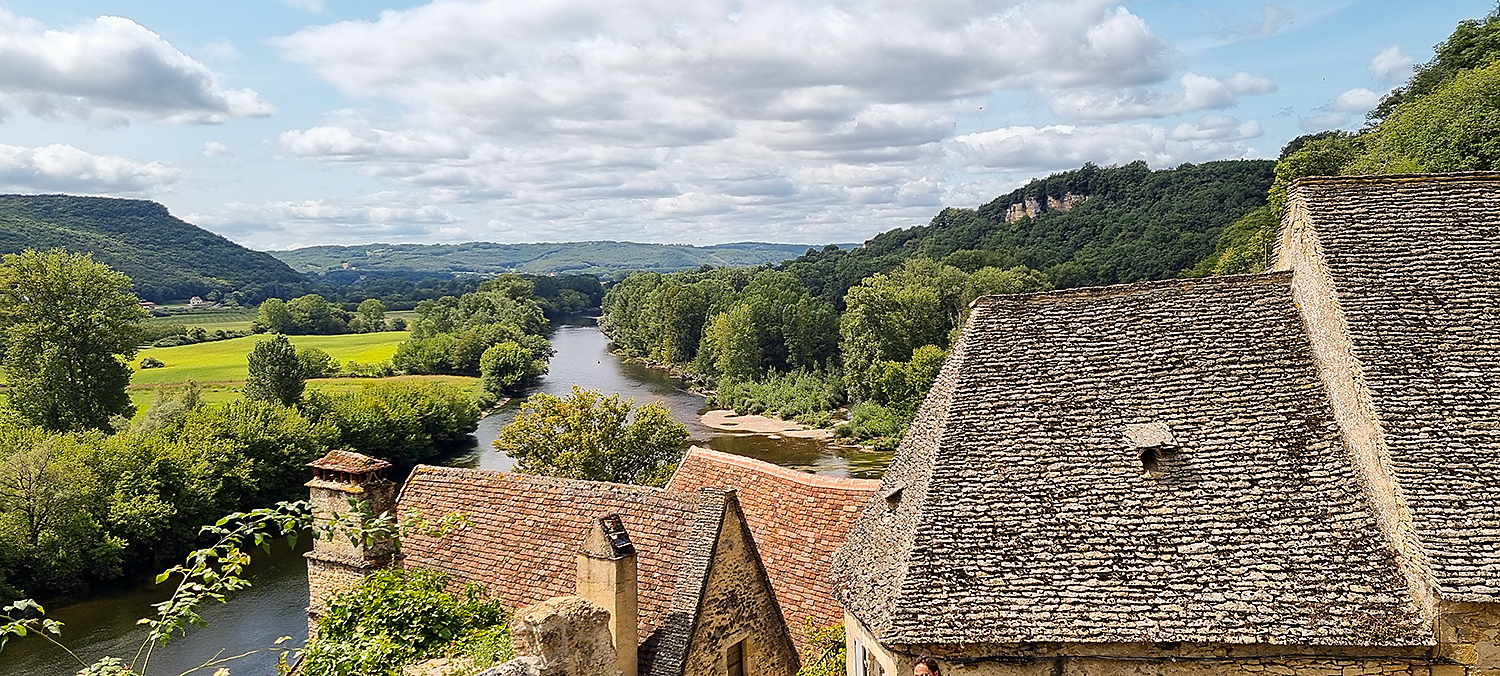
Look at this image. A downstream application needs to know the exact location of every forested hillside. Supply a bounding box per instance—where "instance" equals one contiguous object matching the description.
[0,195,308,304]
[275,240,833,278]
[781,159,1273,307]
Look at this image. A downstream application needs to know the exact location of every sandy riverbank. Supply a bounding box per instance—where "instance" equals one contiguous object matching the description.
[699,409,834,439]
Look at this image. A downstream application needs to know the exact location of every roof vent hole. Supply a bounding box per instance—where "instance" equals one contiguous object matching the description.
[1140,447,1160,473]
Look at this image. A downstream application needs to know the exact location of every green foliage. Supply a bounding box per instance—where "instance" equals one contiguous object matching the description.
[833,402,910,451]
[302,568,509,676]
[1369,8,1500,123]
[394,278,554,378]
[780,160,1273,301]
[0,248,147,431]
[797,621,846,676]
[355,298,387,333]
[479,341,545,396]
[304,380,480,465]
[138,356,165,369]
[253,294,353,335]
[0,195,309,305]
[244,335,305,406]
[297,346,338,379]
[712,370,843,427]
[838,261,958,401]
[1355,62,1500,173]
[497,385,689,485]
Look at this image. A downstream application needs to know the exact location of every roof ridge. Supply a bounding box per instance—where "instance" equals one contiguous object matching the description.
[1290,171,1500,189]
[970,270,1292,309]
[404,463,699,502]
[679,446,881,490]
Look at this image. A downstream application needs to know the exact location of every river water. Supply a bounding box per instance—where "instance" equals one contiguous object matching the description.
[1,317,888,676]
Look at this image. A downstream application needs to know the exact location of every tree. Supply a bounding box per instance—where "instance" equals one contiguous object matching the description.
[356,298,387,333]
[297,346,337,379]
[253,298,296,334]
[496,386,689,486]
[479,342,540,396]
[245,335,304,406]
[0,249,147,431]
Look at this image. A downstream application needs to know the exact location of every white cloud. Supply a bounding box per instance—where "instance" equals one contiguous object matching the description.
[1045,71,1275,121]
[1369,46,1414,85]
[201,39,240,61]
[1334,87,1381,113]
[254,0,1287,247]
[951,122,1260,172]
[0,9,274,125]
[276,0,1180,147]
[1299,112,1348,133]
[1166,115,1261,141]
[1214,5,1293,41]
[0,142,184,193]
[201,141,230,158]
[280,125,469,160]
[190,198,463,249]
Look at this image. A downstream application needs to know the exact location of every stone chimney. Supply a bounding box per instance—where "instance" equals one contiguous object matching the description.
[305,450,398,633]
[576,514,638,676]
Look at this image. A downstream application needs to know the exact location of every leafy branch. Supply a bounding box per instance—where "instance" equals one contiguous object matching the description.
[0,497,466,676]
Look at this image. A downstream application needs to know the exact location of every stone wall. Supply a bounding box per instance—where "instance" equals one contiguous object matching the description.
[682,503,799,676]
[305,478,399,631]
[1437,602,1500,674]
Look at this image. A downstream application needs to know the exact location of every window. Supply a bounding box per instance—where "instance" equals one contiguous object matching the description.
[728,639,744,676]
[853,639,884,676]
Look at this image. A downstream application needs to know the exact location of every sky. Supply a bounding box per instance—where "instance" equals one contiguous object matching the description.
[0,1,1489,251]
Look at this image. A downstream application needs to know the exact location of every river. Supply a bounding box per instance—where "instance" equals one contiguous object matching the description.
[1,317,887,676]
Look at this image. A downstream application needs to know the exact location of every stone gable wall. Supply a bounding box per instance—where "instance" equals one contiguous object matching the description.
[682,504,799,676]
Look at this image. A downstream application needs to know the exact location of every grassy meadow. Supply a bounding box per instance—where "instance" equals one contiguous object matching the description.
[146,307,260,332]
[127,331,483,411]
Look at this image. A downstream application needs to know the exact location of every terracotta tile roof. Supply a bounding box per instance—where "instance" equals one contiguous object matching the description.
[396,466,708,674]
[309,450,391,474]
[667,447,879,646]
[1283,173,1500,603]
[832,273,1430,647]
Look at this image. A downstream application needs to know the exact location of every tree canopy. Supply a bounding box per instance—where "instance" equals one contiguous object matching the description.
[496,386,689,486]
[0,249,146,431]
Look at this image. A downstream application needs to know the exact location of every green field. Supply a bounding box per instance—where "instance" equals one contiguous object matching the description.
[131,332,409,386]
[127,374,484,413]
[148,308,260,332]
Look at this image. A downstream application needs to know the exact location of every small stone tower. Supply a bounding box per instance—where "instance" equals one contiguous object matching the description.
[305,450,399,633]
[576,514,639,676]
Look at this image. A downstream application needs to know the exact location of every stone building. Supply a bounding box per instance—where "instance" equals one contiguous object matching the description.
[831,173,1500,676]
[667,446,880,648]
[304,450,399,632]
[395,465,800,676]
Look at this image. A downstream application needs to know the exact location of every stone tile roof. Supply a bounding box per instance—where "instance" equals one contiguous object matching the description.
[831,273,1431,647]
[309,449,391,473]
[1284,173,1500,603]
[396,466,711,675]
[666,447,880,645]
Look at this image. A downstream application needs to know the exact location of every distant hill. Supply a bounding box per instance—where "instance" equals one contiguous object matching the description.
[780,159,1276,305]
[0,195,308,304]
[273,241,838,278]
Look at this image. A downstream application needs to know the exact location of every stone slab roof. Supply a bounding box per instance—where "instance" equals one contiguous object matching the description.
[666,447,880,645]
[397,466,713,675]
[1283,173,1500,603]
[831,273,1431,647]
[309,449,390,473]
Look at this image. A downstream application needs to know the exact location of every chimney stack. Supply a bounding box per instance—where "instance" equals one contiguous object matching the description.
[577,514,638,676]
[305,450,398,634]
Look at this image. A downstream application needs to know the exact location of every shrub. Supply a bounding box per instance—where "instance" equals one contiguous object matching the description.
[138,356,165,369]
[304,381,480,465]
[302,568,510,676]
[710,369,843,426]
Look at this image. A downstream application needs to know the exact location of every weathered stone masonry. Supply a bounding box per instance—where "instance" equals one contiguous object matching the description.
[833,173,1500,676]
